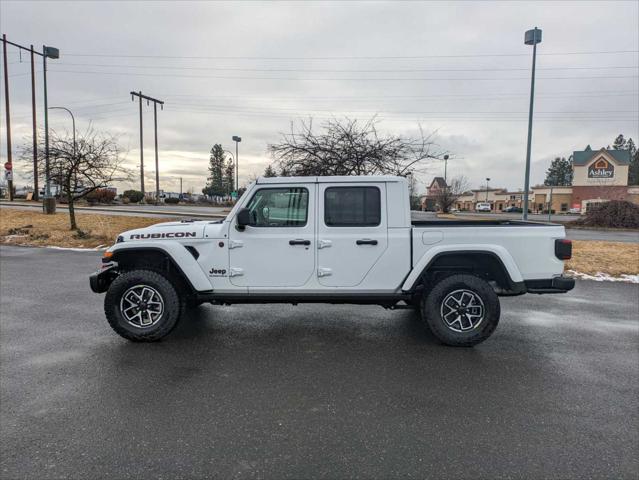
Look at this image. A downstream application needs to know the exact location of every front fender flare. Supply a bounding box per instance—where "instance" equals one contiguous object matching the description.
[109,241,212,292]
[402,244,523,292]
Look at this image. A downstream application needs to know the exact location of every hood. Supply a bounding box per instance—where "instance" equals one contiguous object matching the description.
[120,219,215,242]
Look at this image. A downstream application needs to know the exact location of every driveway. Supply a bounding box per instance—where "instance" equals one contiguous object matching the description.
[1,246,637,479]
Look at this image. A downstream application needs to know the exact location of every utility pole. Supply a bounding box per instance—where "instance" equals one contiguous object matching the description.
[131,91,163,201]
[153,101,159,203]
[2,34,13,201]
[30,45,38,201]
[180,177,183,198]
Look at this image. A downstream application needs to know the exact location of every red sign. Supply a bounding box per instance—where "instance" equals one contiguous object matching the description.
[4,162,12,171]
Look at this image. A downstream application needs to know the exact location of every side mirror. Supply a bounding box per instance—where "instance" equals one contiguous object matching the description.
[236,208,251,230]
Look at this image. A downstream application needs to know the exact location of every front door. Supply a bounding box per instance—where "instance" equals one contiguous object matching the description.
[317,183,388,287]
[229,185,315,287]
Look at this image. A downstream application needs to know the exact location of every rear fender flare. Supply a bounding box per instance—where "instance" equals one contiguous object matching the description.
[402,244,523,292]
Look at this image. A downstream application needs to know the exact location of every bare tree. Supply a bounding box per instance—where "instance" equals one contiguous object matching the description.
[268,117,448,176]
[22,127,131,230]
[434,175,470,213]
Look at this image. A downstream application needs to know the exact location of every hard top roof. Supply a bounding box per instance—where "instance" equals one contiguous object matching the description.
[256,175,406,184]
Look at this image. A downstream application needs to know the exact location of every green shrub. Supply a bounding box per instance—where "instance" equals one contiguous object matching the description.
[164,197,180,204]
[122,190,144,203]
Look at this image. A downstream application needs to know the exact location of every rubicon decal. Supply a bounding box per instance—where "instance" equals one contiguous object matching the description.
[129,232,197,239]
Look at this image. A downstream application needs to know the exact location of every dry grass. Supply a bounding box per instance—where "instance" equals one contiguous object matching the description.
[2,209,638,277]
[566,240,639,276]
[0,209,164,249]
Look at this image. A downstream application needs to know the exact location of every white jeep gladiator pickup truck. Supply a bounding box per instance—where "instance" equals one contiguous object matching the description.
[90,175,574,346]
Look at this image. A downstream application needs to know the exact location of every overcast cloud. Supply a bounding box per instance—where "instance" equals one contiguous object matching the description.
[1,0,637,194]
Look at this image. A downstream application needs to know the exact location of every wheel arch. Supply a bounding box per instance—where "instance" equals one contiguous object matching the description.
[403,246,525,294]
[110,242,211,293]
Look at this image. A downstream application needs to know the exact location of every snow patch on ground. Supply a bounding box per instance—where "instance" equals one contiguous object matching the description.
[46,245,107,252]
[567,270,639,284]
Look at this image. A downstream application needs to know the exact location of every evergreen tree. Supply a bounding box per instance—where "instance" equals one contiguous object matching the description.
[612,134,627,150]
[203,144,227,197]
[224,159,235,194]
[263,165,277,177]
[626,137,638,185]
[544,157,573,186]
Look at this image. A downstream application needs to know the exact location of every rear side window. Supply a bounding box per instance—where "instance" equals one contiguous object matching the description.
[324,186,381,227]
[245,187,309,227]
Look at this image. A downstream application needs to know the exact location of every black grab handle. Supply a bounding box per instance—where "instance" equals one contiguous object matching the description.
[289,239,311,246]
[356,239,378,245]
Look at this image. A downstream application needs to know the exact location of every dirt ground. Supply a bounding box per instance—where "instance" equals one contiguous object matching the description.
[565,240,638,277]
[0,209,164,249]
[1,208,637,276]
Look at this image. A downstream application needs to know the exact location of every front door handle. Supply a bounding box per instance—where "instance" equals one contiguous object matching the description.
[289,239,311,246]
[356,239,378,246]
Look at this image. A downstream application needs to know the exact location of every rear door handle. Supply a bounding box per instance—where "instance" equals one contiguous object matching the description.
[356,239,378,245]
[289,239,311,246]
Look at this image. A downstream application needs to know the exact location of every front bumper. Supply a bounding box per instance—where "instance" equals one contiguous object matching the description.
[89,264,118,293]
[525,275,575,294]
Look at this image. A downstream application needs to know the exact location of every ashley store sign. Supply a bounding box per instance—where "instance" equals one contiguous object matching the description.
[588,157,615,179]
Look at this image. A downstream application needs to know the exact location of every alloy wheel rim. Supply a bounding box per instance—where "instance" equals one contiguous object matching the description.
[440,289,485,332]
[120,284,164,328]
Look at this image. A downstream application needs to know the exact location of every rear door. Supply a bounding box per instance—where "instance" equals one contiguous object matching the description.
[229,185,315,287]
[317,183,388,287]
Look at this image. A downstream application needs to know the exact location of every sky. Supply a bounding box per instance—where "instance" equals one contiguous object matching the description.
[1,0,638,195]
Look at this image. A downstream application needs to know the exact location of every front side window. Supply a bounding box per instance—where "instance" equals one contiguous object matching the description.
[245,187,308,227]
[324,186,381,227]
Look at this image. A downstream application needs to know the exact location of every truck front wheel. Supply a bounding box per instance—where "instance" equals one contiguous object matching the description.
[104,270,183,342]
[421,274,500,347]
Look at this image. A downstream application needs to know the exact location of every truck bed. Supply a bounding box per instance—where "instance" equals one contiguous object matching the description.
[411,219,557,227]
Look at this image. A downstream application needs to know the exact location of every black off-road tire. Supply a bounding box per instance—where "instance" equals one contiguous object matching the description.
[421,274,500,347]
[104,270,183,342]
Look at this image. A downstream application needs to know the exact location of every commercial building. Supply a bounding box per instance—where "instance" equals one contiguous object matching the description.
[422,146,637,213]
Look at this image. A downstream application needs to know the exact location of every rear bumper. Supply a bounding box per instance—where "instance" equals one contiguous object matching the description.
[525,276,575,294]
[89,264,118,293]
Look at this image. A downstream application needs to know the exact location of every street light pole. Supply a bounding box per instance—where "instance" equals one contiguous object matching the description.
[443,154,449,183]
[232,135,241,196]
[523,27,542,221]
[42,44,59,214]
[223,149,235,196]
[48,107,76,162]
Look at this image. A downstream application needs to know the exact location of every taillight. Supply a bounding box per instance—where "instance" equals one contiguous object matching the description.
[555,239,572,260]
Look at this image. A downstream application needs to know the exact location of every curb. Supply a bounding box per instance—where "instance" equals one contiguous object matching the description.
[0,201,226,219]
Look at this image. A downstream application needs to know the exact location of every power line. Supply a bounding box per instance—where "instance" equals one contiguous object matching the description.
[160,90,638,100]
[57,49,639,60]
[44,68,639,81]
[39,61,639,73]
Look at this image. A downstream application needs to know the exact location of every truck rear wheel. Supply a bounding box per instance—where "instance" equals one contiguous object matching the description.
[104,270,182,342]
[421,274,500,347]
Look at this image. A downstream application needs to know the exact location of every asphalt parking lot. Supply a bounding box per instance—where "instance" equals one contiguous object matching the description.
[1,246,638,479]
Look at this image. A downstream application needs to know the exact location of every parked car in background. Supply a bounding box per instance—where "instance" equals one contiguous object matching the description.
[569,207,581,214]
[475,202,492,212]
[503,206,522,213]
